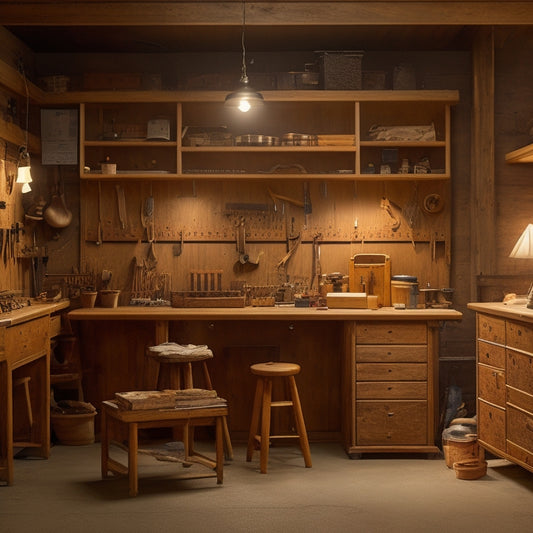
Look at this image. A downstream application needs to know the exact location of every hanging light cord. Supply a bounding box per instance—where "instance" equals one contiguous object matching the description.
[240,1,248,83]
[23,73,29,150]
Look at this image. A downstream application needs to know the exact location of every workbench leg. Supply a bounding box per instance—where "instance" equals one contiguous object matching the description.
[128,422,138,497]
[101,408,109,478]
[216,416,224,484]
[0,362,13,485]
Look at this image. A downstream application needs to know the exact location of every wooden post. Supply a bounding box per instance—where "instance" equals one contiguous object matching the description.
[471,27,496,299]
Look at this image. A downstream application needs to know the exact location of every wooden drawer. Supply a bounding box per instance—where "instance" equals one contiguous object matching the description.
[355,322,427,345]
[356,363,427,381]
[356,381,427,399]
[506,320,533,354]
[356,400,427,445]
[507,385,533,414]
[507,403,533,456]
[506,440,533,471]
[478,399,506,453]
[478,363,506,407]
[4,317,49,366]
[478,313,505,345]
[507,349,533,396]
[477,339,505,368]
[356,345,427,363]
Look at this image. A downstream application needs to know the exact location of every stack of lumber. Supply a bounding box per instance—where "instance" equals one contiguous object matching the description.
[115,388,227,410]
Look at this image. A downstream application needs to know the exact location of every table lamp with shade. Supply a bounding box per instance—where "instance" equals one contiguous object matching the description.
[509,223,533,308]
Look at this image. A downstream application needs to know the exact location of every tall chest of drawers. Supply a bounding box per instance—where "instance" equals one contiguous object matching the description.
[469,303,533,473]
[343,320,441,457]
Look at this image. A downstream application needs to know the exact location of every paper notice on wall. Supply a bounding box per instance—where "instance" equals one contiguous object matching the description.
[41,108,78,165]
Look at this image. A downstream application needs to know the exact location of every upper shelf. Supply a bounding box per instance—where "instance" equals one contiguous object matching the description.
[47,89,460,105]
[505,143,533,163]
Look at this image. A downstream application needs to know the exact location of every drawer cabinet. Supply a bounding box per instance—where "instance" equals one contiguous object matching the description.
[468,304,533,475]
[476,313,507,456]
[344,320,439,456]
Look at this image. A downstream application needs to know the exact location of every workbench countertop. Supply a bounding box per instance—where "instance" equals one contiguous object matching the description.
[467,301,533,323]
[0,299,70,327]
[68,305,462,322]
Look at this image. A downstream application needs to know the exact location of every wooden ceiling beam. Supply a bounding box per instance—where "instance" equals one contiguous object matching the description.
[2,2,533,26]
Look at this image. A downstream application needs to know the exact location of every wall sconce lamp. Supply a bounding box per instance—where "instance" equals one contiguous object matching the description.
[16,146,32,193]
[509,223,533,308]
[224,1,264,112]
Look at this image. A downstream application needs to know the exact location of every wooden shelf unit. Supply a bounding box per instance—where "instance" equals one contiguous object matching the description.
[75,90,458,181]
[505,142,533,163]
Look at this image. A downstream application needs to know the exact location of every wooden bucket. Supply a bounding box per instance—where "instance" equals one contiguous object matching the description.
[99,290,120,308]
[80,291,97,308]
[51,411,96,445]
[442,438,483,468]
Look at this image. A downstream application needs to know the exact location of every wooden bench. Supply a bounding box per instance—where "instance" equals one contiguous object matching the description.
[101,400,227,496]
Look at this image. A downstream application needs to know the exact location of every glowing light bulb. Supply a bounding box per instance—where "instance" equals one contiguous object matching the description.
[238,98,251,113]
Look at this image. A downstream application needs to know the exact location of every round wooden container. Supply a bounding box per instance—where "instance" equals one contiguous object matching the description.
[51,411,96,445]
[80,291,97,308]
[453,460,488,480]
[99,289,120,308]
[442,438,481,468]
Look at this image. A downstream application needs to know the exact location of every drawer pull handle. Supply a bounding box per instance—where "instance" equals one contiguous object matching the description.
[387,412,394,417]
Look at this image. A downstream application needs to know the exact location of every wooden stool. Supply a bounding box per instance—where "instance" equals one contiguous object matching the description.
[246,362,312,473]
[101,400,227,497]
[146,342,233,460]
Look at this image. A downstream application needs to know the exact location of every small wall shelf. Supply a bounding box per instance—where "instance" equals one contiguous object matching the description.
[505,142,533,163]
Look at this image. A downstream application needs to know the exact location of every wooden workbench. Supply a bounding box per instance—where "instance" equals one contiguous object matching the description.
[68,305,462,451]
[0,300,70,485]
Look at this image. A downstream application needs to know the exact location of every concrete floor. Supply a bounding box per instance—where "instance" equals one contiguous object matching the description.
[1,442,533,533]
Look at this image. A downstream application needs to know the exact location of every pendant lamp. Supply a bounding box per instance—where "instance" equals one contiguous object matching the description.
[224,1,264,112]
[16,146,32,193]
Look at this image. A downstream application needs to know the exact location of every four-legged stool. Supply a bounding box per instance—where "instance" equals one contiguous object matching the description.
[101,400,227,497]
[246,361,312,473]
[146,342,233,460]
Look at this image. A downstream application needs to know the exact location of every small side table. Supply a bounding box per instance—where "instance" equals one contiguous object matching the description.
[101,400,227,496]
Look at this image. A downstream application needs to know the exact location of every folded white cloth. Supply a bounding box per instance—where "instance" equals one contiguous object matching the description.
[148,342,213,360]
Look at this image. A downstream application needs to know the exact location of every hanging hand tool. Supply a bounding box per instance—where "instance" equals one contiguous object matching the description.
[267,187,304,208]
[311,233,322,290]
[10,224,15,263]
[380,197,401,231]
[303,182,312,228]
[235,217,261,266]
[116,184,127,230]
[96,181,103,245]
